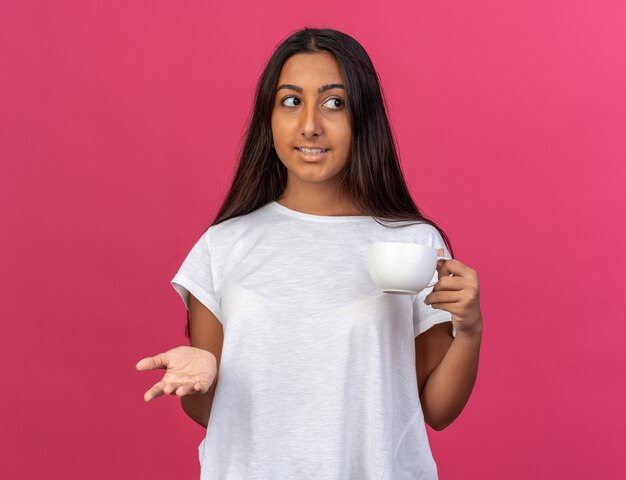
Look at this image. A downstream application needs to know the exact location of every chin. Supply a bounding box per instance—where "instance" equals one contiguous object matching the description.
[288,168,344,185]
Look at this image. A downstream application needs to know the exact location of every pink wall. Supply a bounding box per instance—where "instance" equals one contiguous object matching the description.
[1,1,624,478]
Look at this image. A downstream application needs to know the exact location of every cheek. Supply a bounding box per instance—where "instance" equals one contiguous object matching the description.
[270,112,283,133]
[338,125,352,150]
[335,117,351,144]
[272,118,293,143]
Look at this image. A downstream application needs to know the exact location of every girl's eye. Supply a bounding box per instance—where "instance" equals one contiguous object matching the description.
[323,97,344,110]
[281,96,301,107]
[280,96,344,110]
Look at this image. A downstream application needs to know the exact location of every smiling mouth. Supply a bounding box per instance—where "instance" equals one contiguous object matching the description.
[295,147,328,154]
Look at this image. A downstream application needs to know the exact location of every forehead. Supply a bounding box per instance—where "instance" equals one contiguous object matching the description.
[277,52,345,86]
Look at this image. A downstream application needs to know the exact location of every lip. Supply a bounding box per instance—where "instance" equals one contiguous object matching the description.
[294,147,329,161]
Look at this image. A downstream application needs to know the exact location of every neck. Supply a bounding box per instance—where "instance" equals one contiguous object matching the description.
[277,184,364,217]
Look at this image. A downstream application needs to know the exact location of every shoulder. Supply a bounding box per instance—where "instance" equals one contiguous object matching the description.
[411,221,441,236]
[209,203,272,235]
[420,223,447,249]
[206,203,278,253]
[393,220,445,246]
[399,220,450,258]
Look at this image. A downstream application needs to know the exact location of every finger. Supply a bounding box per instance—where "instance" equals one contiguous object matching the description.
[176,384,196,397]
[193,380,211,395]
[144,381,166,402]
[431,275,466,292]
[437,258,473,278]
[436,248,449,268]
[163,382,183,395]
[136,353,169,371]
[430,302,462,315]
[424,290,462,305]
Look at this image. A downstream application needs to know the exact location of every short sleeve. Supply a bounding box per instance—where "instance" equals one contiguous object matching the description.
[170,228,223,324]
[411,226,457,338]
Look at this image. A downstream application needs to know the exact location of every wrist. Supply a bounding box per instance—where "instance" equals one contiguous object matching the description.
[455,326,482,343]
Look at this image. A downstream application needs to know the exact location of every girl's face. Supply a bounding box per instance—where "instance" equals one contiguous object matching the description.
[271,52,352,190]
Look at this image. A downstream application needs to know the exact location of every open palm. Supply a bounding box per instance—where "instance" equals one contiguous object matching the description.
[136,346,217,402]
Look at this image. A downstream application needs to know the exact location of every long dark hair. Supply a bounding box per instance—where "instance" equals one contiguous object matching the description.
[185,27,454,338]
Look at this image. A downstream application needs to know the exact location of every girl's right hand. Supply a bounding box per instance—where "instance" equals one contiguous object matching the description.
[135,346,217,402]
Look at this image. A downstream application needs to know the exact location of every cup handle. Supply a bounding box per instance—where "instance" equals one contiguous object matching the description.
[426,256,452,288]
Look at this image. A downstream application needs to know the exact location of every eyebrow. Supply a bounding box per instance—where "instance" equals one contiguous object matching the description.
[276,83,346,94]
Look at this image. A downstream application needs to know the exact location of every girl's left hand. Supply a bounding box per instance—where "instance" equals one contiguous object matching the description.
[423,248,483,337]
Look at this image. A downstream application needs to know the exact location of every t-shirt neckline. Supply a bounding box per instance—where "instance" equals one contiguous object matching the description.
[269,201,374,223]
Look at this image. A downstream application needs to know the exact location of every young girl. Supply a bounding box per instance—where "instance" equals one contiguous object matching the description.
[136,27,482,479]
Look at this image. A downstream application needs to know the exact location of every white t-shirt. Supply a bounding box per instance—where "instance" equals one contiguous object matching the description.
[171,200,456,480]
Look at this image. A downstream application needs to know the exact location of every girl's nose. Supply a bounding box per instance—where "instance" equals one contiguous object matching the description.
[299,104,323,138]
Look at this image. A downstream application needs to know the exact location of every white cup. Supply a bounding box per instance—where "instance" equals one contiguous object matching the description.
[368,242,451,294]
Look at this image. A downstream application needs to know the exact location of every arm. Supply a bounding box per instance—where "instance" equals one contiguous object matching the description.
[415,321,481,431]
[417,252,483,430]
[180,293,224,428]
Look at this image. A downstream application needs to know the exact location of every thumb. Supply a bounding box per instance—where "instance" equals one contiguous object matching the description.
[436,248,446,269]
[135,353,168,371]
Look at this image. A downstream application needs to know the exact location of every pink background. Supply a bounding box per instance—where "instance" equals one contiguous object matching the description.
[1,1,624,479]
